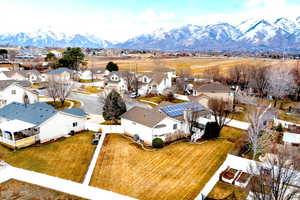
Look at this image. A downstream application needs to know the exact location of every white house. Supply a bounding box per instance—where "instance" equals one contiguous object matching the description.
[138,72,172,95]
[46,67,75,81]
[121,102,211,145]
[0,80,38,107]
[0,71,26,81]
[105,71,130,94]
[0,102,88,149]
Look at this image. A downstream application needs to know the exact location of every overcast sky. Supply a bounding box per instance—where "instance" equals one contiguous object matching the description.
[1,0,300,41]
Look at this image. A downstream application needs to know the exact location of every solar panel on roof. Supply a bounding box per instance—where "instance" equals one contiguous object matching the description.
[160,102,205,117]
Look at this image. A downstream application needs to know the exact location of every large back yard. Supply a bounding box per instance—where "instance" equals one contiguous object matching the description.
[90,132,240,200]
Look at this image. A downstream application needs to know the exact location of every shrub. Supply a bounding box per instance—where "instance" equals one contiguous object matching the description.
[202,122,220,140]
[152,138,164,148]
[276,123,283,132]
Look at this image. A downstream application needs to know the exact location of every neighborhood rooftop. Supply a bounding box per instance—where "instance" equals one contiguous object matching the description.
[194,82,231,92]
[47,67,75,75]
[0,80,32,90]
[160,102,206,117]
[121,106,166,128]
[0,102,87,126]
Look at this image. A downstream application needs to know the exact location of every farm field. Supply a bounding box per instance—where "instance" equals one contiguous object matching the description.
[90,134,236,200]
[0,132,96,182]
[87,56,280,75]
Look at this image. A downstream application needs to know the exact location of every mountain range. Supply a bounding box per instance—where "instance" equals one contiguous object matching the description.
[1,17,300,51]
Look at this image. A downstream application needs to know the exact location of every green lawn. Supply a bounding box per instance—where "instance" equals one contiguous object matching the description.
[0,132,96,182]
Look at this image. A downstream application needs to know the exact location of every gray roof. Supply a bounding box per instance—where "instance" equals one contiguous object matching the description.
[62,108,87,117]
[0,80,32,90]
[121,106,166,128]
[194,82,231,93]
[90,68,105,74]
[47,67,75,75]
[0,102,58,125]
[0,102,87,126]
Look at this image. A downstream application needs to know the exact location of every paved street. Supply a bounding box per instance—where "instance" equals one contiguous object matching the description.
[38,88,151,115]
[70,92,151,115]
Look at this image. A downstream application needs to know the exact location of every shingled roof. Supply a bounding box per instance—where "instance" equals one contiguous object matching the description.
[0,80,32,90]
[121,106,166,128]
[194,82,231,93]
[0,102,87,126]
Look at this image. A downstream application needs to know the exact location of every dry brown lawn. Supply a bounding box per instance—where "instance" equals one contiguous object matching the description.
[207,181,248,200]
[0,132,96,182]
[0,179,86,200]
[90,134,235,200]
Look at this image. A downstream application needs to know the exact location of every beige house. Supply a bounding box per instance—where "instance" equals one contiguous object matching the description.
[192,82,234,106]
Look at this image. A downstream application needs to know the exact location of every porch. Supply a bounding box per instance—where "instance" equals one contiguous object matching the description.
[0,120,39,149]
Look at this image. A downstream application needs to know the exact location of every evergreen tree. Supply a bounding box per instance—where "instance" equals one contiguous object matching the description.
[202,122,220,140]
[58,47,85,70]
[106,61,119,72]
[102,90,127,122]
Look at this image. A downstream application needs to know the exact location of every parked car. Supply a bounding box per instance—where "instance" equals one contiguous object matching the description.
[130,92,140,98]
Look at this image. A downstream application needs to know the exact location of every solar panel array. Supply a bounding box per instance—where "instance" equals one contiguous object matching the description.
[160,102,205,117]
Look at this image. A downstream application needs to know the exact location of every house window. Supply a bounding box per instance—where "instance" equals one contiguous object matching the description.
[144,77,147,83]
[73,122,78,127]
[132,122,136,125]
[173,124,178,130]
[11,90,16,95]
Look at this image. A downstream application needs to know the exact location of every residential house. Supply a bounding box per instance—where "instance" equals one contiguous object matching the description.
[0,71,26,81]
[192,82,234,106]
[121,102,211,145]
[0,80,38,107]
[46,67,76,81]
[104,71,131,94]
[0,102,88,149]
[138,72,172,95]
[153,67,177,79]
[283,125,300,146]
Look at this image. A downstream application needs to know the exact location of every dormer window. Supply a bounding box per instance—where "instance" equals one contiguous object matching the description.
[144,77,147,83]
[11,90,16,95]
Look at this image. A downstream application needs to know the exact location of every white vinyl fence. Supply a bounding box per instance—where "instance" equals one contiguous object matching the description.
[273,118,300,128]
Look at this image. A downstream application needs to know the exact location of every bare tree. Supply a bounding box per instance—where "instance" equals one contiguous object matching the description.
[184,108,202,136]
[291,61,300,101]
[250,65,270,97]
[124,72,134,93]
[248,145,300,200]
[247,102,273,159]
[229,65,242,85]
[56,78,73,106]
[47,76,73,106]
[46,76,59,103]
[208,98,232,132]
[266,65,296,107]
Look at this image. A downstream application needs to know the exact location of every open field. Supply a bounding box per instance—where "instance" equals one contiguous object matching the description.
[0,132,96,182]
[90,134,236,200]
[0,179,86,200]
[87,56,282,75]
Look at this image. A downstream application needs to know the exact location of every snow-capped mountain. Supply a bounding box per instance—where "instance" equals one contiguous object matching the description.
[1,16,300,51]
[0,29,112,48]
[118,16,300,51]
